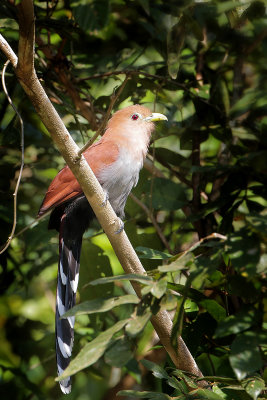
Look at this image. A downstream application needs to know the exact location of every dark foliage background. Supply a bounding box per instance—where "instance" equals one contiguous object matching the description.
[0,1,266,399]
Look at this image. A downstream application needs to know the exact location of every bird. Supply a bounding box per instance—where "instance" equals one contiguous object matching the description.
[38,104,167,394]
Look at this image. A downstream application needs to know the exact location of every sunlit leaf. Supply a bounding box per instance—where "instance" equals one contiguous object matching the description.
[159,253,195,272]
[172,369,198,389]
[184,298,199,314]
[117,390,171,399]
[216,1,250,14]
[151,279,167,299]
[63,294,139,317]
[200,299,226,323]
[185,389,225,399]
[57,319,129,379]
[89,274,153,286]
[226,229,260,274]
[242,376,265,400]
[136,246,171,260]
[126,311,151,337]
[141,359,169,380]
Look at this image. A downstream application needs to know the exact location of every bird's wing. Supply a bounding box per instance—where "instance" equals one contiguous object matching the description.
[38,140,119,216]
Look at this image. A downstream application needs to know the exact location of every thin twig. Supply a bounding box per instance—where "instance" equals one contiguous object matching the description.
[150,153,192,187]
[0,60,25,254]
[179,232,227,260]
[77,74,130,158]
[192,129,205,238]
[80,69,186,90]
[143,158,166,178]
[130,193,173,254]
[80,68,223,116]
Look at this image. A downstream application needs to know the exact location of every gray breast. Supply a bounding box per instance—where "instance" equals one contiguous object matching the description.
[98,149,143,218]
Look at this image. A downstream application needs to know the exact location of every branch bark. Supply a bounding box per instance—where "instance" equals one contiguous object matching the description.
[0,0,205,387]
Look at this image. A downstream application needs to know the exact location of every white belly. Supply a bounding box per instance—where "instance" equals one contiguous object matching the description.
[97,148,143,218]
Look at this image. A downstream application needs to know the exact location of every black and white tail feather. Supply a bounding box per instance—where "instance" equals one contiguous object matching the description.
[52,196,94,394]
[56,218,82,393]
[51,188,130,393]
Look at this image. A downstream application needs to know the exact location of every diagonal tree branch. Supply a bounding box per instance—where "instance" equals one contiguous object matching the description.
[0,0,206,387]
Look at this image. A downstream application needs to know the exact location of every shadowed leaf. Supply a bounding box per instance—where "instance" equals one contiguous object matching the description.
[230,333,263,380]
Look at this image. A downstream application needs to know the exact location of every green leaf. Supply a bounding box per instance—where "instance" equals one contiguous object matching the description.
[151,279,167,299]
[159,253,195,273]
[136,247,171,260]
[171,296,185,348]
[57,319,129,379]
[216,1,251,14]
[200,299,226,323]
[172,369,198,389]
[227,229,260,274]
[185,388,225,399]
[230,332,263,380]
[230,88,266,119]
[217,78,230,116]
[154,148,187,167]
[89,274,153,286]
[246,213,267,237]
[168,283,206,302]
[117,391,171,399]
[147,178,188,211]
[71,0,110,31]
[126,311,152,337]
[80,241,113,300]
[184,299,199,314]
[167,18,185,79]
[141,359,169,380]
[214,309,255,338]
[199,376,239,385]
[104,337,132,367]
[160,292,178,311]
[137,0,150,15]
[63,295,139,317]
[167,376,185,392]
[242,376,265,400]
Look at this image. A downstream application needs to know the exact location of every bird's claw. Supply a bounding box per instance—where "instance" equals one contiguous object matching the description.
[101,191,109,207]
[114,218,124,234]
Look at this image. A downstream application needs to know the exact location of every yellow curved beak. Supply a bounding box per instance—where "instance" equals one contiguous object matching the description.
[144,112,168,122]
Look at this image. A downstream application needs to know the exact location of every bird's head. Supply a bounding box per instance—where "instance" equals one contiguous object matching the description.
[106,104,168,138]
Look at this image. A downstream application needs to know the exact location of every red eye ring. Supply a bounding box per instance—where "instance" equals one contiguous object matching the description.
[131,114,139,120]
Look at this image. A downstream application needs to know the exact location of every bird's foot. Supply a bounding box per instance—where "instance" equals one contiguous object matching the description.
[113,217,124,234]
[101,191,109,207]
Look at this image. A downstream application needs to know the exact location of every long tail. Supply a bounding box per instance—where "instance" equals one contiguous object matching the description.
[56,217,82,394]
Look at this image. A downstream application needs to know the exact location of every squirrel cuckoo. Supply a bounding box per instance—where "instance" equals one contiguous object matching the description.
[38,104,167,393]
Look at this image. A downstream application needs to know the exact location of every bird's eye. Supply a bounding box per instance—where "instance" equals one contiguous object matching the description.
[131,113,139,121]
